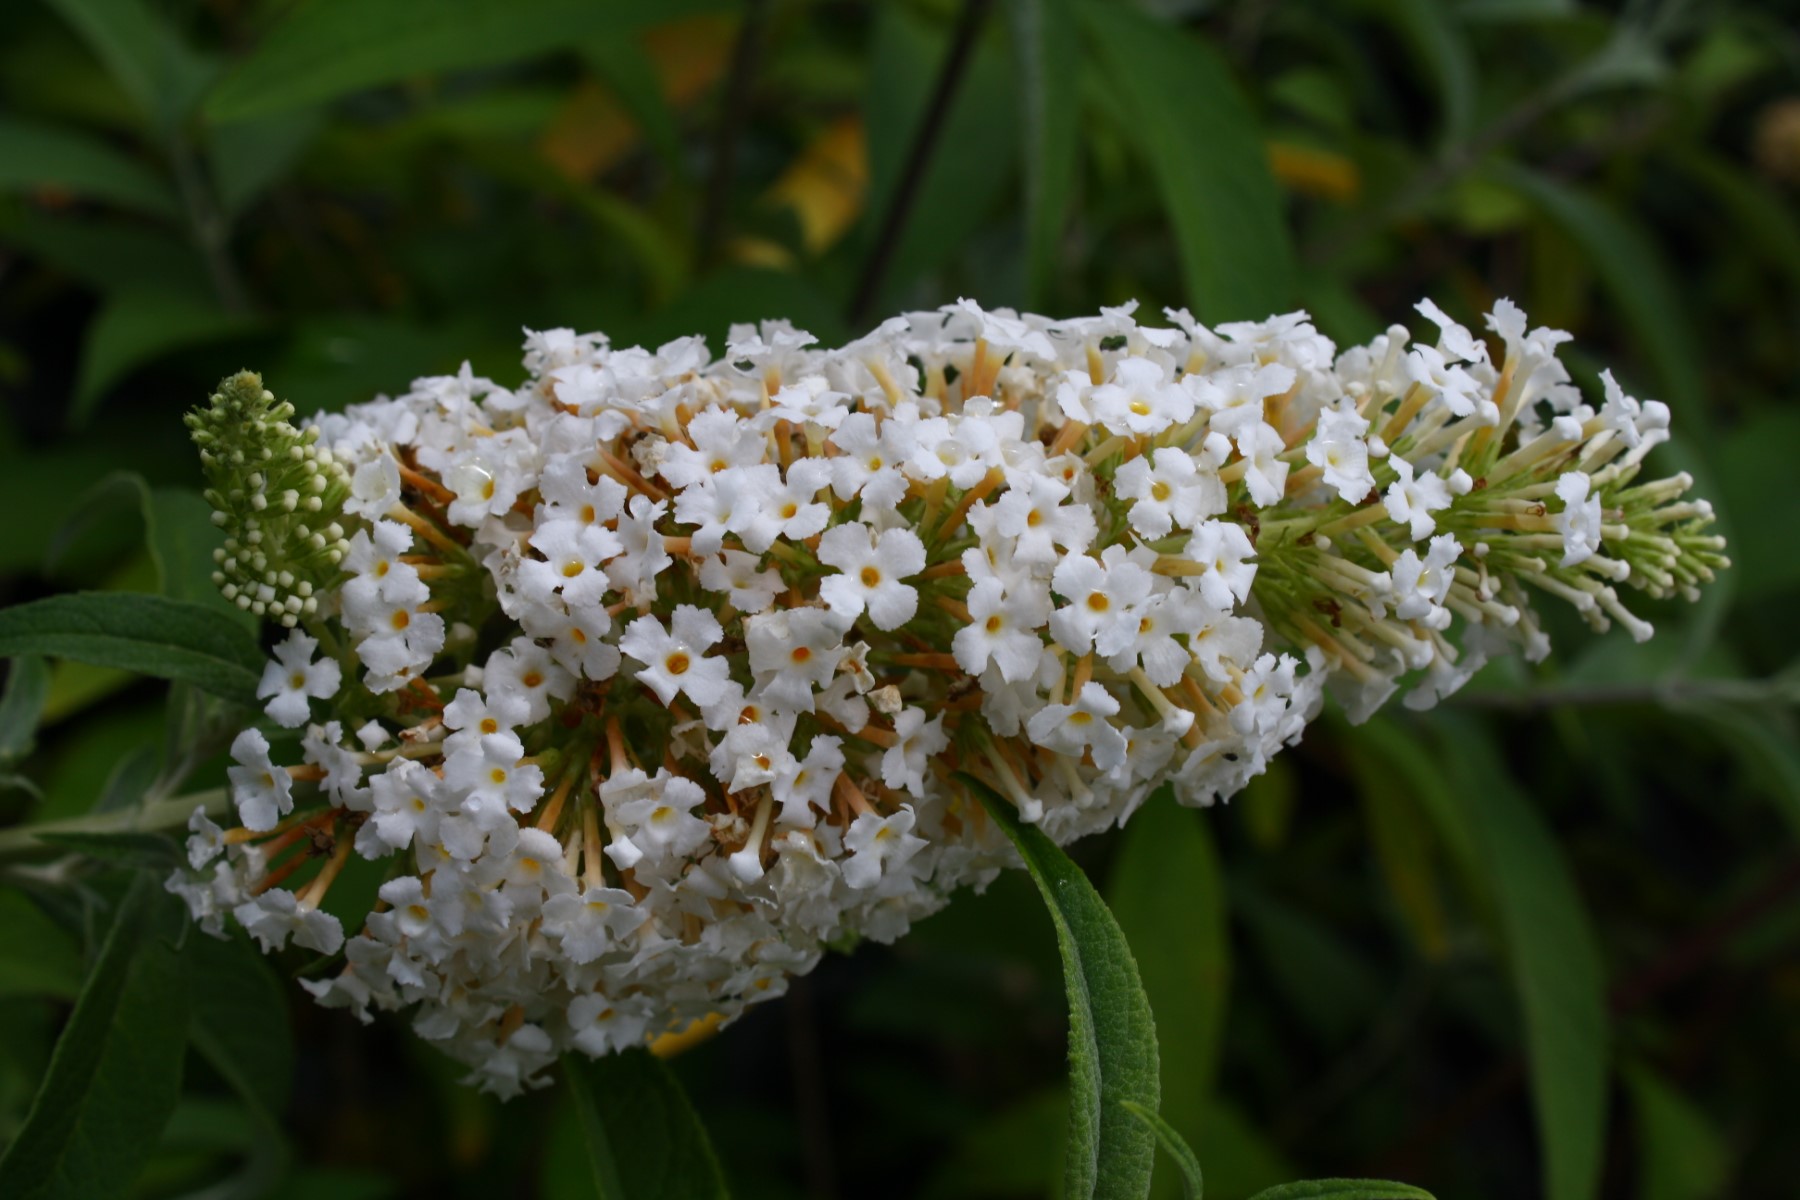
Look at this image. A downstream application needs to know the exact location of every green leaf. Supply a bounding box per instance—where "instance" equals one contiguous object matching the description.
[1684,705,1800,841]
[581,35,690,181]
[0,872,189,1200]
[205,0,728,121]
[963,772,1159,1200]
[1349,745,1451,959]
[1244,1181,1435,1200]
[1499,165,1703,410]
[1710,406,1800,607]
[1352,716,1492,930]
[43,471,145,579]
[0,208,213,298]
[207,109,322,219]
[1369,0,1476,150]
[1121,1101,1203,1200]
[0,656,53,764]
[0,889,84,1000]
[1236,885,1382,1045]
[922,1087,1067,1199]
[42,0,217,141]
[91,743,160,812]
[862,5,1019,308]
[1188,1099,1293,1198]
[1003,0,1080,307]
[562,1049,729,1200]
[72,291,259,425]
[0,116,179,217]
[184,931,294,1122]
[1434,718,1607,1200]
[0,592,264,708]
[1081,2,1296,320]
[32,829,181,867]
[145,486,252,627]
[1623,1064,1728,1200]
[1107,787,1228,1200]
[1669,147,1800,294]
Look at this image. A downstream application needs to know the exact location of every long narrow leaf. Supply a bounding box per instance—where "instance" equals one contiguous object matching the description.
[206,0,727,121]
[42,0,216,141]
[963,772,1159,1200]
[1004,0,1080,307]
[1122,1101,1203,1200]
[0,873,189,1199]
[1246,1181,1435,1200]
[563,1049,729,1200]
[0,117,179,217]
[0,592,264,708]
[1433,718,1607,1200]
[1107,787,1229,1199]
[1500,165,1703,410]
[72,292,258,424]
[0,656,52,764]
[1081,3,1296,321]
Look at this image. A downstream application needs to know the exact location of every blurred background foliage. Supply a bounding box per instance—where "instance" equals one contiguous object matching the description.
[0,0,1798,1197]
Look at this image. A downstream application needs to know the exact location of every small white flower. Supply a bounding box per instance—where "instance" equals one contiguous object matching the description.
[698,550,784,614]
[620,605,732,707]
[257,630,342,728]
[990,475,1096,564]
[746,608,849,712]
[444,731,545,818]
[773,736,845,827]
[234,889,344,955]
[541,887,645,963]
[1383,458,1453,542]
[1026,681,1128,772]
[953,578,1049,682]
[841,806,927,890]
[1182,521,1258,611]
[880,708,948,795]
[817,523,926,631]
[1390,534,1461,629]
[1050,545,1154,655]
[1114,448,1225,538]
[1305,405,1375,504]
[226,728,292,832]
[1235,420,1290,507]
[1554,471,1603,566]
[1086,356,1194,435]
[186,805,225,870]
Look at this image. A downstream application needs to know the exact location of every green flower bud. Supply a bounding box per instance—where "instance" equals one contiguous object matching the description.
[190,371,357,627]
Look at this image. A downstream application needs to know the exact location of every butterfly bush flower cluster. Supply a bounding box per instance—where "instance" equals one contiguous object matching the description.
[168,298,1726,1094]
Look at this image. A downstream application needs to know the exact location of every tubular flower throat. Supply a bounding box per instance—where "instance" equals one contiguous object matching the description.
[168,299,1725,1095]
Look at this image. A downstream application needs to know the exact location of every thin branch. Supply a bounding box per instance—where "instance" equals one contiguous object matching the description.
[786,974,837,1200]
[698,0,772,270]
[0,788,229,860]
[168,132,249,314]
[1449,674,1797,713]
[848,0,994,324]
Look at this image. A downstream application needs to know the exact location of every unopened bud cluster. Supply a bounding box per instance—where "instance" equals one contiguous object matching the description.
[187,371,353,626]
[167,299,1724,1095]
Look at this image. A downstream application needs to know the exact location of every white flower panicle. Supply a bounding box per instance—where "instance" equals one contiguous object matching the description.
[169,299,1726,1096]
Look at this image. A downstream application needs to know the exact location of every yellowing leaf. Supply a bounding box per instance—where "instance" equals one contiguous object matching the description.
[1353,750,1452,960]
[538,78,642,182]
[539,16,733,183]
[1268,142,1361,202]
[763,116,869,255]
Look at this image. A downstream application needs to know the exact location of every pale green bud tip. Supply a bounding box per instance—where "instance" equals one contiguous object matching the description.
[191,370,359,621]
